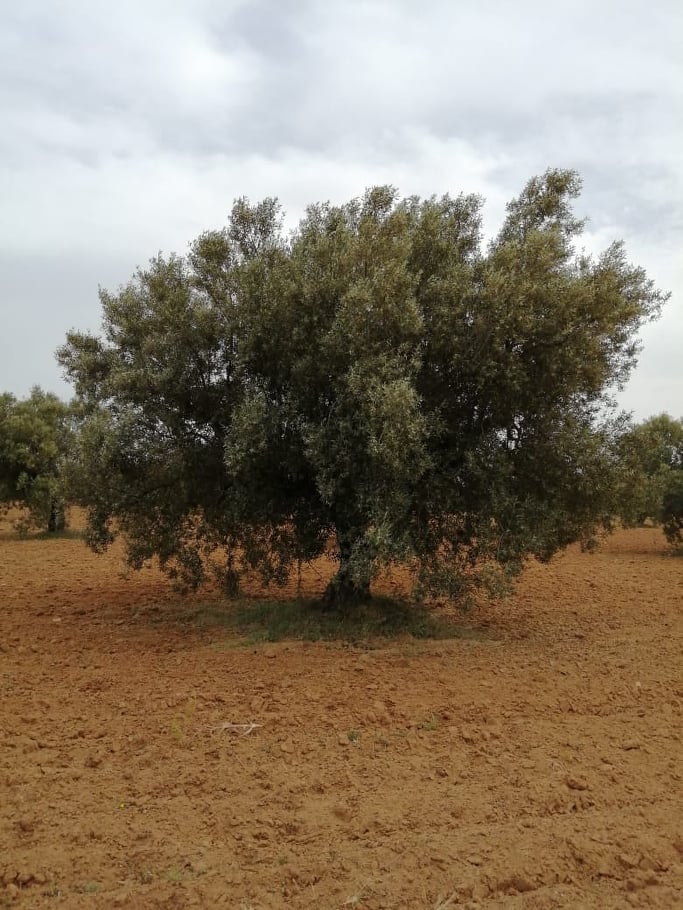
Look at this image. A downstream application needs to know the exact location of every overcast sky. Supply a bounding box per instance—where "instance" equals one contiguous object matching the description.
[1,0,681,419]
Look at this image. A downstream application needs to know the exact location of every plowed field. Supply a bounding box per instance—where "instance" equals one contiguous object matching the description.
[1,518,682,909]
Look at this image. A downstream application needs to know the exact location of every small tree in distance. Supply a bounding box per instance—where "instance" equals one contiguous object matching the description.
[615,413,683,528]
[662,471,683,551]
[0,388,74,533]
[58,170,667,607]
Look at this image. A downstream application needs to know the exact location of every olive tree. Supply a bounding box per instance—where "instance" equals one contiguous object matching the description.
[615,413,683,527]
[661,471,683,550]
[0,388,73,532]
[58,170,666,605]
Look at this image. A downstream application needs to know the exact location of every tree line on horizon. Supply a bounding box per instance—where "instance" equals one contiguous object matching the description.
[1,170,681,610]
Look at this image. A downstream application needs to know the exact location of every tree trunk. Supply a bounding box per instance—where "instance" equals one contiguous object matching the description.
[47,499,65,533]
[323,526,372,608]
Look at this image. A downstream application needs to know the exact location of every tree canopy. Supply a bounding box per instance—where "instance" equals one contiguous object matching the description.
[614,413,683,550]
[58,169,667,605]
[0,387,74,532]
[615,413,683,526]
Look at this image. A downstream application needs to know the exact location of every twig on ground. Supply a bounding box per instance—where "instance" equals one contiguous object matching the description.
[208,721,262,736]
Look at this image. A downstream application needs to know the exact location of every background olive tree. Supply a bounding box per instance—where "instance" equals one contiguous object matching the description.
[615,414,683,523]
[614,414,683,549]
[58,170,667,606]
[0,387,74,533]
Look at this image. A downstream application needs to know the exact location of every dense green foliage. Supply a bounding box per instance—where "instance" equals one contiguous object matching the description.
[58,170,667,604]
[662,471,683,550]
[615,413,683,530]
[0,388,74,532]
[616,412,683,551]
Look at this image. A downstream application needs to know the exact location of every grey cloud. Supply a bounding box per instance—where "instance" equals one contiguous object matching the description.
[3,0,680,168]
[0,250,133,399]
[0,0,680,416]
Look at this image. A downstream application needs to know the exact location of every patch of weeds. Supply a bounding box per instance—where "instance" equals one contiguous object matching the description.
[165,867,184,884]
[434,892,459,910]
[31,527,86,541]
[76,881,100,894]
[398,641,424,658]
[347,729,361,744]
[196,594,479,645]
[419,714,439,731]
[5,513,86,540]
[43,884,62,898]
[168,719,185,741]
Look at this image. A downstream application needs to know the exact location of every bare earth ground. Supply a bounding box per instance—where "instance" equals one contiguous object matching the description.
[1,519,682,909]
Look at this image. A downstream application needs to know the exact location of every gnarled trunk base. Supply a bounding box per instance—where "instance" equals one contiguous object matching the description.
[322,567,371,609]
[322,523,372,609]
[47,500,66,533]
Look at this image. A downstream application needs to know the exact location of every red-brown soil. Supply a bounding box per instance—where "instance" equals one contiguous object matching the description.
[1,517,682,909]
